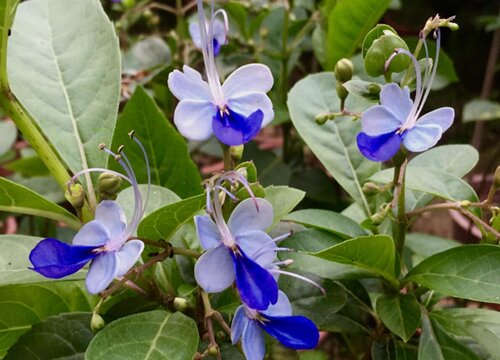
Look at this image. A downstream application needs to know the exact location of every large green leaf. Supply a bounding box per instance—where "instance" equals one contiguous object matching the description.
[284,209,367,239]
[463,99,500,123]
[312,235,398,286]
[405,233,460,266]
[8,0,120,195]
[288,72,379,216]
[0,176,80,229]
[406,245,500,304]
[0,282,96,358]
[109,87,202,198]
[325,0,391,69]
[137,194,205,241]
[5,312,93,360]
[0,121,17,156]
[264,185,305,229]
[432,308,500,360]
[85,311,198,360]
[418,314,480,360]
[376,293,421,342]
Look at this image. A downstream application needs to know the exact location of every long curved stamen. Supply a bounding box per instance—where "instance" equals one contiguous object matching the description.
[130,133,151,215]
[270,259,293,267]
[270,269,326,294]
[214,185,238,201]
[217,171,259,211]
[212,8,229,45]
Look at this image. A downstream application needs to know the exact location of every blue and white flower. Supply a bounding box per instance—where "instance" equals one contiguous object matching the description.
[189,17,226,56]
[29,135,150,294]
[168,0,274,146]
[231,291,319,360]
[357,29,454,162]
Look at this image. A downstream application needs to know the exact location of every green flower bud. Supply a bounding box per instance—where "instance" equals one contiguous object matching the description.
[493,166,500,190]
[173,297,190,312]
[230,145,244,163]
[363,182,380,195]
[90,313,105,333]
[336,83,349,103]
[367,83,381,95]
[315,113,330,125]
[370,211,387,226]
[99,172,123,200]
[207,345,219,357]
[334,58,353,83]
[65,183,85,209]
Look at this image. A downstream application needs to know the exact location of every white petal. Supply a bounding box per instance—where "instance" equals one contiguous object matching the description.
[417,107,454,132]
[222,64,273,98]
[361,105,404,136]
[261,290,292,317]
[94,200,127,240]
[380,84,413,122]
[195,215,221,250]
[168,65,212,101]
[227,92,274,127]
[85,252,119,294]
[228,198,273,236]
[403,124,443,152]
[73,220,110,247]
[173,100,216,141]
[194,245,235,293]
[115,240,144,276]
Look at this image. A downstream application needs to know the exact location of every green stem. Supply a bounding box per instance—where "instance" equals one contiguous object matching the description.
[280,1,290,103]
[392,156,408,256]
[221,143,232,171]
[172,246,201,258]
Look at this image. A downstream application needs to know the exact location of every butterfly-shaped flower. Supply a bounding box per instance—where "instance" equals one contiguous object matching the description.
[357,29,454,162]
[168,0,274,146]
[189,17,226,56]
[29,136,149,294]
[231,290,319,360]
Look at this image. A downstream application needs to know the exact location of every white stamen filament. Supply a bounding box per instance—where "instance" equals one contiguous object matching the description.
[271,269,326,294]
[131,135,152,216]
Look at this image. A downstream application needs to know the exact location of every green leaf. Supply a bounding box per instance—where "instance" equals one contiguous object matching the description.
[109,87,202,198]
[408,145,479,177]
[5,312,93,360]
[343,79,381,102]
[432,308,500,360]
[405,233,460,265]
[325,0,391,69]
[8,0,121,194]
[137,194,205,241]
[86,311,198,360]
[0,121,17,156]
[0,282,96,358]
[264,185,305,229]
[4,156,49,177]
[284,209,367,239]
[288,72,379,216]
[122,37,170,73]
[0,176,80,229]
[463,99,500,122]
[418,314,480,360]
[312,235,398,286]
[406,245,500,304]
[376,294,421,342]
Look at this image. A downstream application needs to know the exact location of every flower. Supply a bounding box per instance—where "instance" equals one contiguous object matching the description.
[189,17,226,56]
[231,291,319,360]
[29,135,150,294]
[357,29,454,162]
[167,0,274,146]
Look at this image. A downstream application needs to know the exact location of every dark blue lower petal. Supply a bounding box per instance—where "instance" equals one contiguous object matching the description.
[29,238,99,279]
[259,314,319,350]
[231,247,278,310]
[213,39,221,56]
[212,107,263,146]
[356,130,403,162]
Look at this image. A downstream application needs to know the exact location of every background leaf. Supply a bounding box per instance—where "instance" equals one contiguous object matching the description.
[86,311,198,360]
[264,185,305,229]
[288,72,379,216]
[109,87,202,198]
[463,98,500,122]
[376,293,421,342]
[406,245,500,304]
[0,121,17,156]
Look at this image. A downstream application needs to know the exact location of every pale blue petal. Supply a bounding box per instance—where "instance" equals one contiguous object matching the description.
[242,320,265,360]
[167,65,212,101]
[236,230,276,268]
[173,100,216,141]
[115,240,144,276]
[227,92,274,127]
[227,198,273,236]
[73,220,110,247]
[195,215,220,250]
[222,64,273,98]
[231,305,249,344]
[380,84,413,122]
[361,105,404,136]
[86,252,119,294]
[212,19,226,46]
[261,290,292,317]
[188,22,203,49]
[194,244,235,292]
[416,107,454,131]
[403,124,443,152]
[94,200,127,240]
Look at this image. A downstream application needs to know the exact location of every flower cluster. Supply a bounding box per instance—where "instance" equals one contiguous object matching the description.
[194,171,319,359]
[29,134,150,294]
[168,0,274,146]
[357,29,454,162]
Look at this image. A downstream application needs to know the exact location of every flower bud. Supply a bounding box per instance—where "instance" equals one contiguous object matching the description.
[315,113,330,125]
[65,183,85,209]
[336,83,349,103]
[363,182,380,195]
[207,345,219,356]
[370,211,387,226]
[460,200,471,208]
[173,297,190,312]
[98,172,123,200]
[90,313,105,333]
[334,58,353,83]
[493,166,500,190]
[230,145,244,163]
[367,83,381,95]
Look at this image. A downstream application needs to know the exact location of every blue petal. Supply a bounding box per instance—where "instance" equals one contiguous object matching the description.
[357,130,403,162]
[242,320,265,360]
[231,247,278,310]
[173,99,216,141]
[194,244,235,292]
[213,38,221,56]
[167,65,212,101]
[29,238,98,279]
[231,305,249,344]
[228,198,273,236]
[115,240,144,276]
[212,108,263,146]
[416,107,454,132]
[236,230,276,268]
[361,105,404,136]
[259,314,319,350]
[72,220,110,247]
[227,92,274,127]
[403,124,443,152]
[379,84,413,122]
[86,252,119,294]
[222,64,274,98]
[194,215,220,250]
[94,200,127,240]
